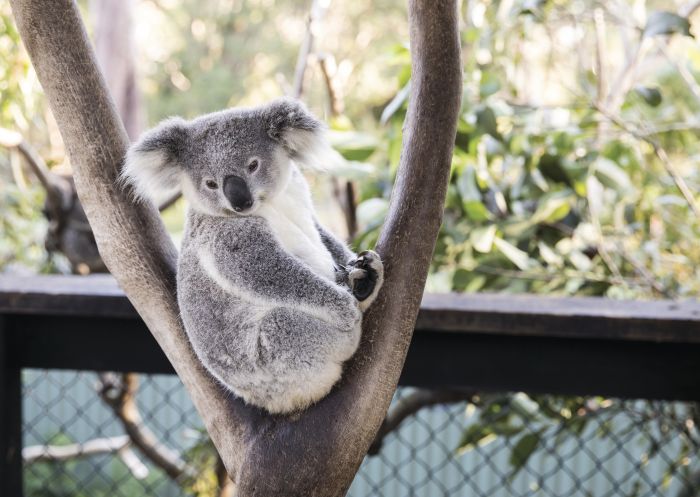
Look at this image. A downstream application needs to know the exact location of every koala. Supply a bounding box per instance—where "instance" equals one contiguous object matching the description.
[122,98,383,414]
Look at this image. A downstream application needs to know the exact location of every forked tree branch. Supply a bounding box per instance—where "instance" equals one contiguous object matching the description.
[10,0,461,495]
[368,389,477,456]
[234,3,461,494]
[0,127,66,206]
[24,435,129,462]
[97,372,192,481]
[10,0,249,477]
[23,435,150,480]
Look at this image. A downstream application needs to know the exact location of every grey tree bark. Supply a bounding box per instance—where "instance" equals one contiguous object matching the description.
[10,0,462,495]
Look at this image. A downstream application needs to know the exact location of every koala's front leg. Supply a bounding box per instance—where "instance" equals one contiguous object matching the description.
[346,250,384,311]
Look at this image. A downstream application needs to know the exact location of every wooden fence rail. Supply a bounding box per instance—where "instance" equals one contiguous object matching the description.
[1,274,700,495]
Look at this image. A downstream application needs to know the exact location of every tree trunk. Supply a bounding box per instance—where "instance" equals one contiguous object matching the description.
[90,0,143,140]
[10,0,462,495]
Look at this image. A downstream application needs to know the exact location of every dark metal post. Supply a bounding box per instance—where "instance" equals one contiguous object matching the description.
[0,317,23,496]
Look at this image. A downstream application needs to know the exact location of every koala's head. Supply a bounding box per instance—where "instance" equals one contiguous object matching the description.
[121,98,331,216]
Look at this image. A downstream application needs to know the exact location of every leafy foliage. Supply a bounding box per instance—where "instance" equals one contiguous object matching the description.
[0,184,64,273]
[338,0,700,481]
[348,0,700,300]
[0,2,66,274]
[453,393,700,484]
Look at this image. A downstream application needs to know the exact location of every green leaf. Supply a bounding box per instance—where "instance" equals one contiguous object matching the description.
[593,157,633,194]
[518,0,546,15]
[509,432,541,473]
[475,106,501,139]
[537,153,570,185]
[426,269,455,293]
[356,198,388,226]
[501,219,535,240]
[538,242,564,267]
[633,86,662,107]
[456,424,497,454]
[465,275,487,292]
[490,421,524,437]
[643,11,692,38]
[569,250,593,271]
[452,269,487,292]
[586,175,605,218]
[479,71,501,98]
[532,194,571,224]
[510,393,540,418]
[452,268,472,289]
[565,278,585,294]
[458,166,492,221]
[380,82,411,125]
[464,201,492,221]
[327,131,379,161]
[494,238,531,270]
[457,165,481,201]
[470,225,497,253]
[327,160,376,180]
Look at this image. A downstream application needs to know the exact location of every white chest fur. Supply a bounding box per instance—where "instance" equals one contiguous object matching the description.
[258,167,337,282]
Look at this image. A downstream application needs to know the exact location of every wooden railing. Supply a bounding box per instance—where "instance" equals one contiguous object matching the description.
[1,274,699,494]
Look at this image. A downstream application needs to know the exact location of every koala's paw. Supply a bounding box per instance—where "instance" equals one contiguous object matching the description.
[347,250,384,311]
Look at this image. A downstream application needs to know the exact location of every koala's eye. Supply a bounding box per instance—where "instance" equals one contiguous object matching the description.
[205,180,218,189]
[247,160,259,173]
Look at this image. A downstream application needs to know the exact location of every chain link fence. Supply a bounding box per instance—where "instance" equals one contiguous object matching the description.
[21,369,700,497]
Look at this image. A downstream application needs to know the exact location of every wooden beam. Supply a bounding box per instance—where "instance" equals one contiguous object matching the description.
[2,275,698,343]
[2,275,700,401]
[417,292,700,343]
[402,331,700,402]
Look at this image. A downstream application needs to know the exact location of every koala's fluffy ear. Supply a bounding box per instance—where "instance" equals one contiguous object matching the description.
[264,98,338,169]
[120,117,189,202]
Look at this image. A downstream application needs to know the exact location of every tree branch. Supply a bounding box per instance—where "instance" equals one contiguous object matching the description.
[23,435,150,479]
[368,389,476,456]
[331,177,358,241]
[604,0,700,113]
[593,104,700,219]
[10,0,462,495]
[90,0,143,140]
[680,0,700,17]
[235,3,462,494]
[318,54,344,117]
[291,0,328,99]
[97,373,192,481]
[318,55,358,240]
[10,0,251,478]
[656,40,700,103]
[215,455,237,497]
[0,127,66,206]
[23,435,129,462]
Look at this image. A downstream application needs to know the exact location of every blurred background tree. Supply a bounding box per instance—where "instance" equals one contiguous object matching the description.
[3,0,699,297]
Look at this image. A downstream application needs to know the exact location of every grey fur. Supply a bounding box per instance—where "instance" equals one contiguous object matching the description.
[122,98,383,414]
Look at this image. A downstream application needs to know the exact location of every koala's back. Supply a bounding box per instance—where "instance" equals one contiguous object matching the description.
[178,215,264,382]
[176,212,355,412]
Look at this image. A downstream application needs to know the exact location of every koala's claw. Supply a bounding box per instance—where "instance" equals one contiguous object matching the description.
[347,250,384,311]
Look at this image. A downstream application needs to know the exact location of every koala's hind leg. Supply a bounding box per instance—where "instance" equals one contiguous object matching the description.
[255,306,361,413]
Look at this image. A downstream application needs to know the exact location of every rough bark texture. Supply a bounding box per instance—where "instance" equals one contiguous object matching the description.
[10,0,461,495]
[10,0,250,475]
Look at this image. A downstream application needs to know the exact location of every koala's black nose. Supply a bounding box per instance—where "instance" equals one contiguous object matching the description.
[223,175,253,212]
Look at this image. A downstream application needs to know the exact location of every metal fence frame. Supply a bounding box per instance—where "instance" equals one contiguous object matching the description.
[2,274,700,496]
